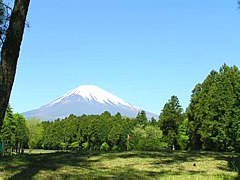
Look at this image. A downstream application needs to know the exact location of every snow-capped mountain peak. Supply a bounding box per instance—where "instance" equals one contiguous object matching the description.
[22,85,158,121]
[46,85,133,108]
[69,85,131,106]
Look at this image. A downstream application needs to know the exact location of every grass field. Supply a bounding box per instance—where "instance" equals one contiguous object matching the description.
[0,150,239,179]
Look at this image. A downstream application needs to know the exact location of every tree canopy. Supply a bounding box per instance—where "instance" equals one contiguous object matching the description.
[0,104,28,154]
[187,64,240,152]
[158,95,183,150]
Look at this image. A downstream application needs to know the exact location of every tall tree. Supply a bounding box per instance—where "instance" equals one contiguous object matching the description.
[136,110,148,125]
[0,105,29,154]
[0,104,16,152]
[187,64,240,152]
[14,113,28,153]
[158,95,183,150]
[0,0,31,128]
[27,118,43,150]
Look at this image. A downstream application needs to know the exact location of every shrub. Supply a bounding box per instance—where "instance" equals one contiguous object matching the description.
[100,142,110,151]
[131,124,166,150]
[82,142,89,150]
[60,142,67,150]
[69,141,79,150]
[112,145,118,151]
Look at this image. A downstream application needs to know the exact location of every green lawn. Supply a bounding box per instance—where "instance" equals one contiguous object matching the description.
[0,150,239,179]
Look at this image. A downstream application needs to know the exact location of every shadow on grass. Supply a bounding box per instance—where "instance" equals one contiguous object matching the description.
[105,150,240,177]
[0,150,239,179]
[0,152,98,179]
[113,150,211,164]
[218,155,240,176]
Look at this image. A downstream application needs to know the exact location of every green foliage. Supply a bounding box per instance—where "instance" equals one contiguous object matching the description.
[69,141,80,150]
[82,142,89,150]
[60,142,67,150]
[0,105,29,153]
[14,113,29,151]
[100,142,110,151]
[131,124,166,150]
[108,123,123,147]
[17,111,166,152]
[0,105,16,148]
[177,117,189,150]
[158,95,183,150]
[136,110,148,125]
[150,117,158,127]
[27,118,43,149]
[41,119,64,149]
[95,113,111,146]
[187,64,240,152]
[112,145,118,151]
[3,64,240,154]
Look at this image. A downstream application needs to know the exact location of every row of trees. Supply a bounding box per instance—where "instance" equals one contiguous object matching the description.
[158,64,240,152]
[0,97,188,152]
[159,64,240,152]
[0,0,239,153]
[1,64,239,153]
[33,64,239,152]
[0,105,28,154]
[27,111,168,151]
[0,0,239,154]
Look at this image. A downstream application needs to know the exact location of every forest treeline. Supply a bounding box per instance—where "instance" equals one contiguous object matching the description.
[0,64,240,153]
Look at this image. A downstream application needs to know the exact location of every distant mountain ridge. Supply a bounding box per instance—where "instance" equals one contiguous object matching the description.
[22,85,158,121]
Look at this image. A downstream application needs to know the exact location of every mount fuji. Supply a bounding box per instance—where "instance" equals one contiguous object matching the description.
[22,85,158,121]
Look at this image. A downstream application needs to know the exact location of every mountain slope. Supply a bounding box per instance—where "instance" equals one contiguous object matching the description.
[22,85,158,121]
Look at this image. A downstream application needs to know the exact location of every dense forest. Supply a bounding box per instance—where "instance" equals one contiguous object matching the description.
[0,64,240,153]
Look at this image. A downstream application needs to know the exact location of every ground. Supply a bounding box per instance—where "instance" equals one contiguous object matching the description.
[0,150,239,179]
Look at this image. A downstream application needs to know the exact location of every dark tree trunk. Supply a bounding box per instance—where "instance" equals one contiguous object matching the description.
[0,0,30,128]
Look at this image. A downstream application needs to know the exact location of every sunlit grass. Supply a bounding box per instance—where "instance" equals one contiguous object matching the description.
[24,149,60,154]
[0,150,239,179]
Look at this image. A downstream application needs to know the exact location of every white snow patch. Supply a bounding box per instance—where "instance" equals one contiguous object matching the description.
[41,85,135,109]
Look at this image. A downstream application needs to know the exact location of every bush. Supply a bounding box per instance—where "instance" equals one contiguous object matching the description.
[100,142,110,151]
[177,134,189,150]
[69,141,79,150]
[82,142,89,150]
[60,142,67,150]
[131,124,166,150]
[112,145,118,151]
[177,118,189,150]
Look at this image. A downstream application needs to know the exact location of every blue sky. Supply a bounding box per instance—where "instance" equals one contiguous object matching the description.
[10,0,240,115]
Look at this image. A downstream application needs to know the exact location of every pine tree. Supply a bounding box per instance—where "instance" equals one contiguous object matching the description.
[136,110,148,125]
[187,64,240,152]
[14,113,28,153]
[158,95,183,150]
[0,104,17,154]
